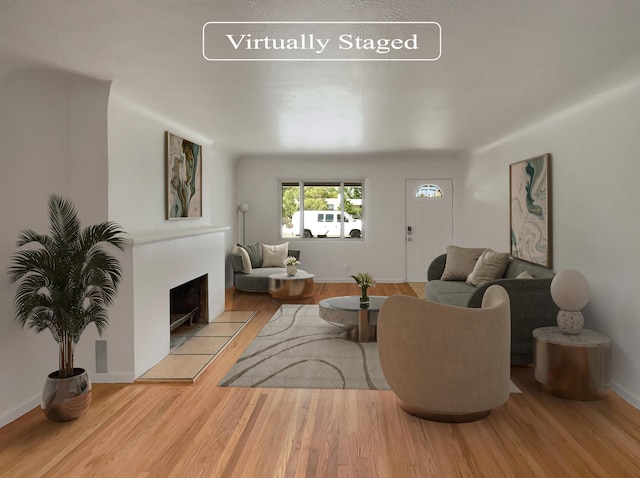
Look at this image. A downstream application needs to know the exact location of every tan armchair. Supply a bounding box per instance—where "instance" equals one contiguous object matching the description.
[377,285,511,422]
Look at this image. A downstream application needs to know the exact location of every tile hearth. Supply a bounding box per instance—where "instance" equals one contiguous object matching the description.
[137,310,256,383]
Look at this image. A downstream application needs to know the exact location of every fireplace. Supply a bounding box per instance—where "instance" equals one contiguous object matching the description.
[118,226,226,380]
[170,274,209,332]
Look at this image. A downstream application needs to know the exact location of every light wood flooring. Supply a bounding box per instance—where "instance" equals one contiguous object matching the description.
[1,282,640,477]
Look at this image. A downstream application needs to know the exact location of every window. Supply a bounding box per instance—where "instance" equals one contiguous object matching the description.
[415,183,444,198]
[281,181,363,239]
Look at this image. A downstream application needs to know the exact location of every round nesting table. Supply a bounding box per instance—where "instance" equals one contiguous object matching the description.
[318,296,387,342]
[267,270,315,299]
[533,326,612,400]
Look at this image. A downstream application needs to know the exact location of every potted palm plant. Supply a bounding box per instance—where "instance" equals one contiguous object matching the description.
[8,195,125,421]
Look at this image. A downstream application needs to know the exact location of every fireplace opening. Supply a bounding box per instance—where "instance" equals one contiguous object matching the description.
[170,274,209,338]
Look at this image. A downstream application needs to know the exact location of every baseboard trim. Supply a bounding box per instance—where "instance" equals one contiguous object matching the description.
[0,394,40,429]
[611,382,640,411]
[89,371,135,384]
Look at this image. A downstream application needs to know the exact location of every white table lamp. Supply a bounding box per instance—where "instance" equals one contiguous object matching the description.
[550,269,590,334]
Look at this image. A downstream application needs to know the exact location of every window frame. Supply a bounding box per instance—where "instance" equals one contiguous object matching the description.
[279,179,364,241]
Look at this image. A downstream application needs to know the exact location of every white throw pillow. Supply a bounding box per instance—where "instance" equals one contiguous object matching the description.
[466,249,510,286]
[232,245,252,274]
[261,242,289,267]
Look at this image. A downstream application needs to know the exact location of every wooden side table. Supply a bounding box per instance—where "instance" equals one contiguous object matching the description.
[533,326,612,400]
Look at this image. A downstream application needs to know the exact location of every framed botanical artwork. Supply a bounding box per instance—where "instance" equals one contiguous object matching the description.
[166,131,202,219]
[509,153,552,268]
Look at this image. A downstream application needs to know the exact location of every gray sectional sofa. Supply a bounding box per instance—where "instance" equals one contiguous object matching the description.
[426,249,558,365]
[231,248,301,293]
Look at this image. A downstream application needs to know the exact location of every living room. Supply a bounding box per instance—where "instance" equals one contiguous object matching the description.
[1,1,640,475]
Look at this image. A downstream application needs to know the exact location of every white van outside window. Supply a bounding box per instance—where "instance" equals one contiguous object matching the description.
[290,210,362,238]
[281,181,363,240]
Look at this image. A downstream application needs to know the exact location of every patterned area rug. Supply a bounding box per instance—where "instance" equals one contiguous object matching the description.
[220,304,387,390]
[221,304,521,393]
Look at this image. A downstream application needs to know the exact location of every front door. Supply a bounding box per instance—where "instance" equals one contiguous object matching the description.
[405,179,453,282]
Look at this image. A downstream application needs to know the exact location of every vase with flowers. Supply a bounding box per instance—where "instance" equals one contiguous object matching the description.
[283,256,301,276]
[350,272,376,309]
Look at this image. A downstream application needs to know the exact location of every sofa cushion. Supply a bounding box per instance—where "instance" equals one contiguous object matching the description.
[426,279,478,307]
[441,246,486,281]
[239,242,263,268]
[261,242,289,267]
[466,249,510,286]
[232,245,252,274]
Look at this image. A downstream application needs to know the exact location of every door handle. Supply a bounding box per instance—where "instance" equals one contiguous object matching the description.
[407,225,412,241]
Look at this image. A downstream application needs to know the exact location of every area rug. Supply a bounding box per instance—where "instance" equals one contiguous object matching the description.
[220,304,521,393]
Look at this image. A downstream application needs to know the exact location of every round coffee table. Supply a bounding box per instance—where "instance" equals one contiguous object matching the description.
[318,296,387,342]
[267,270,315,299]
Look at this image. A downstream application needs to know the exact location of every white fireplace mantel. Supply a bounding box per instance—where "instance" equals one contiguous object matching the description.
[127,226,230,246]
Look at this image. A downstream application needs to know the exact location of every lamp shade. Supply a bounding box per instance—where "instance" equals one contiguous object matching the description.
[550,269,590,311]
[238,203,249,213]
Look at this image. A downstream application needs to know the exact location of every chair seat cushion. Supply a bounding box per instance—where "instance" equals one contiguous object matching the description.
[426,280,476,307]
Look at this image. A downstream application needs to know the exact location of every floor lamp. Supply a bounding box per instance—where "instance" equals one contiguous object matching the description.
[238,203,249,244]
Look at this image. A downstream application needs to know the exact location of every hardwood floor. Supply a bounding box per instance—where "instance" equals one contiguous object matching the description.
[1,282,640,477]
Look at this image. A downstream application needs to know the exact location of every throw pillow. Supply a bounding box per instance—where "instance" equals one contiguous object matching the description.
[517,271,534,279]
[261,242,289,267]
[440,246,486,281]
[232,245,252,274]
[239,242,262,268]
[466,249,510,286]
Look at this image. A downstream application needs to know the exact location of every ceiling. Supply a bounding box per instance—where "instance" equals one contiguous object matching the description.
[2,0,640,156]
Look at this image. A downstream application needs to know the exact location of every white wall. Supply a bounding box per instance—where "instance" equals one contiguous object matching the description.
[237,152,465,282]
[108,93,213,234]
[107,92,237,276]
[0,67,111,426]
[458,76,640,408]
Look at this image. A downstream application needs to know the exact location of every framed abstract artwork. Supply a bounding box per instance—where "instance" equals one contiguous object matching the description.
[509,153,552,268]
[166,131,202,219]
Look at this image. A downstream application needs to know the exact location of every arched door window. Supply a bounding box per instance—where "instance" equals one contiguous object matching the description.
[415,183,444,198]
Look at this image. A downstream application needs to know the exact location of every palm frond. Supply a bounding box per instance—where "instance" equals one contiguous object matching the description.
[80,222,126,253]
[7,249,55,283]
[48,195,81,255]
[83,303,109,337]
[16,229,54,250]
[82,250,122,303]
